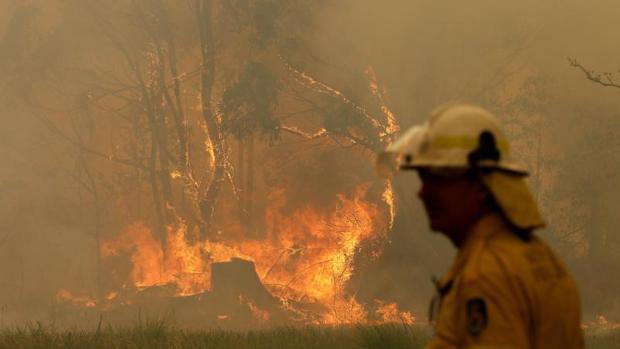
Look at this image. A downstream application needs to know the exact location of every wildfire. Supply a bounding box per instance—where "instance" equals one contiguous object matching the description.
[582,315,620,331]
[252,185,378,303]
[56,289,97,308]
[97,184,398,324]
[382,181,396,231]
[321,296,368,325]
[65,62,403,324]
[101,221,251,296]
[280,56,386,134]
[56,59,407,325]
[365,66,400,138]
[375,300,415,324]
[366,65,398,233]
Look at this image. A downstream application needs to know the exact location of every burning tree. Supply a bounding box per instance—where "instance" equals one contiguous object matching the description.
[6,0,404,324]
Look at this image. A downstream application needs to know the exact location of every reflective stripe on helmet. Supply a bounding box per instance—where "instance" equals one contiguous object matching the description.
[432,135,509,152]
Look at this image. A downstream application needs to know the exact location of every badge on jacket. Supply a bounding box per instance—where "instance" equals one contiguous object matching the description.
[466,298,487,337]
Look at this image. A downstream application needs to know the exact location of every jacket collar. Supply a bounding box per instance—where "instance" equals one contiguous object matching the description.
[438,212,507,289]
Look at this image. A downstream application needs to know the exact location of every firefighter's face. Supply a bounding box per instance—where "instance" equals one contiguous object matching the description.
[417,169,488,246]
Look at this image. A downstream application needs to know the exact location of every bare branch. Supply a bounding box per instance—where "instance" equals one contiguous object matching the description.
[28,109,151,172]
[278,125,328,139]
[568,57,620,89]
[279,55,388,134]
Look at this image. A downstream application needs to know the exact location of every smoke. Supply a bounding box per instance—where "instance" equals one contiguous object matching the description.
[311,0,620,322]
[1,0,620,326]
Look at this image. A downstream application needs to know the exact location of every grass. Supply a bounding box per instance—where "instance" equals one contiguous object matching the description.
[586,328,620,349]
[0,320,615,349]
[0,320,430,349]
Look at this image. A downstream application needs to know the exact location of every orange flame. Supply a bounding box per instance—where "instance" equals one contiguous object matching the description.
[101,222,251,296]
[99,184,391,323]
[365,65,400,137]
[375,300,415,324]
[251,185,378,303]
[280,56,386,134]
[582,315,620,331]
[382,181,396,231]
[56,289,97,308]
[321,296,368,325]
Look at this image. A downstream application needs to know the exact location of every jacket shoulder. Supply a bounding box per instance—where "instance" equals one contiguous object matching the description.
[461,228,533,283]
[463,227,575,289]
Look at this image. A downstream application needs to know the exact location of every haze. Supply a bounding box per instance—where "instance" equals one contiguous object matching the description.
[0,0,619,327]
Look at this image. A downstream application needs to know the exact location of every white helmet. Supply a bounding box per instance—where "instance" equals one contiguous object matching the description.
[379,104,545,231]
[379,104,527,175]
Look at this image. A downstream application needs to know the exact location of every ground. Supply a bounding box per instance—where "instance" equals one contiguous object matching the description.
[0,322,615,349]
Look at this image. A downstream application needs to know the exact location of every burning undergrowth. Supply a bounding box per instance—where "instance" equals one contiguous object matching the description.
[56,181,412,327]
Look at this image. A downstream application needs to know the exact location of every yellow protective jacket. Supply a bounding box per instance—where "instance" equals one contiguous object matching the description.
[426,213,584,349]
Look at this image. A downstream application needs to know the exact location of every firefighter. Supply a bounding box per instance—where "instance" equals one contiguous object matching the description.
[378,104,584,348]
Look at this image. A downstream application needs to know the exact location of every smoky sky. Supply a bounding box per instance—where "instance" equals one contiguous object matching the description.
[1,0,620,325]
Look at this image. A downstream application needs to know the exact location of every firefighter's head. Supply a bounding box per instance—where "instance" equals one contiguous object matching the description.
[378,104,544,242]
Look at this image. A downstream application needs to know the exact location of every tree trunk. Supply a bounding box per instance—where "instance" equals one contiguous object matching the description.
[238,137,246,226]
[246,132,255,235]
[153,101,175,222]
[196,0,225,234]
[149,131,167,240]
